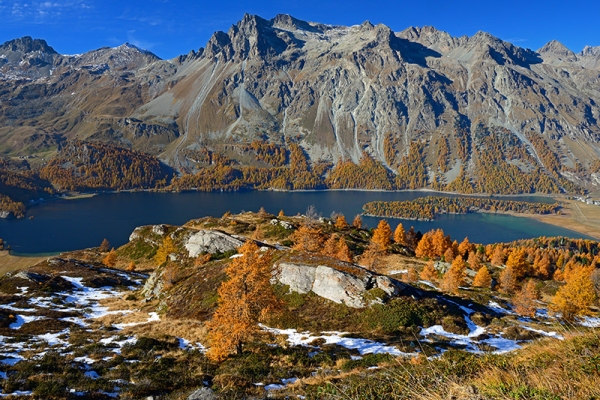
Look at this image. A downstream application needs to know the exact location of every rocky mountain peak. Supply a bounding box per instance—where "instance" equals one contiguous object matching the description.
[0,36,57,55]
[538,40,577,60]
[270,13,323,33]
[581,45,600,57]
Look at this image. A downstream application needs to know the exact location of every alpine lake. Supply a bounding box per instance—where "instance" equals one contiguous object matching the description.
[0,190,592,255]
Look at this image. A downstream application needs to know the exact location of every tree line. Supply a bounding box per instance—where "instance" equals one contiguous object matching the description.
[363,196,561,220]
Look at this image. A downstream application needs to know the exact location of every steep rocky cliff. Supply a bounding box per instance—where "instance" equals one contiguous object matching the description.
[2,14,600,191]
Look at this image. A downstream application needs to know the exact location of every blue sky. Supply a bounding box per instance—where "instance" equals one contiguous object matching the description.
[0,0,598,59]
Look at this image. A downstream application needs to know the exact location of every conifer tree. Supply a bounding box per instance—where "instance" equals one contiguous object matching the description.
[406,226,418,250]
[513,280,538,317]
[415,233,435,259]
[206,241,279,361]
[394,223,406,246]
[334,215,349,230]
[533,254,552,280]
[499,265,517,293]
[458,237,472,258]
[322,235,339,258]
[291,225,325,253]
[473,266,492,288]
[467,251,480,271]
[551,266,597,321]
[371,220,392,253]
[440,255,466,294]
[444,247,455,263]
[420,261,438,282]
[99,238,111,253]
[102,248,117,267]
[491,246,506,266]
[432,229,451,258]
[278,209,285,217]
[336,238,354,263]
[506,248,529,280]
[352,214,362,229]
[154,236,177,266]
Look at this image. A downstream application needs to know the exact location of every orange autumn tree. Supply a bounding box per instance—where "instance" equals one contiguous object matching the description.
[206,240,280,362]
[420,261,439,282]
[334,214,349,230]
[291,225,325,253]
[551,266,597,321]
[102,248,117,267]
[440,255,467,294]
[513,279,538,317]
[393,223,407,246]
[371,220,393,253]
[473,266,492,288]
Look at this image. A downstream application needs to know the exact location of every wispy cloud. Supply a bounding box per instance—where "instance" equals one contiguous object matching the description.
[8,1,92,23]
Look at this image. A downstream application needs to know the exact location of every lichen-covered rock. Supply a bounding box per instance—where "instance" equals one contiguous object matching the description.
[141,268,164,301]
[312,265,369,308]
[185,230,244,258]
[274,261,412,308]
[277,262,316,294]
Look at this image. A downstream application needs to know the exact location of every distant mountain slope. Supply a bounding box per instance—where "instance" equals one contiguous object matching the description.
[1,14,600,193]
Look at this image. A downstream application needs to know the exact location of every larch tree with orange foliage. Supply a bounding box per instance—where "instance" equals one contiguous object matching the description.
[506,248,529,280]
[322,235,339,258]
[371,220,393,253]
[420,261,438,282]
[472,266,492,288]
[206,240,280,361]
[394,223,406,246]
[467,251,480,271]
[336,239,354,263]
[334,215,349,230]
[533,254,552,280]
[440,255,467,294]
[499,265,518,294]
[513,279,538,317]
[154,236,177,266]
[431,229,451,258]
[458,237,473,258]
[291,225,325,253]
[102,248,117,267]
[551,266,597,321]
[443,247,455,263]
[415,233,436,259]
[352,214,362,229]
[491,246,506,266]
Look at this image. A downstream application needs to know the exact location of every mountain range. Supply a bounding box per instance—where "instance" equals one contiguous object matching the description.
[1,14,600,191]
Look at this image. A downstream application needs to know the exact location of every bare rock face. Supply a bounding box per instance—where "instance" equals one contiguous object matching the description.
[2,14,600,189]
[185,230,245,258]
[275,261,409,308]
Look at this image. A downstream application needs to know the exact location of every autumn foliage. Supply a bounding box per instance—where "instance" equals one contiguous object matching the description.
[551,266,597,320]
[206,240,279,361]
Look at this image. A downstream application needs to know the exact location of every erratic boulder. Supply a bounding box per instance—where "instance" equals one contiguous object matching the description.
[185,230,245,257]
[275,261,409,308]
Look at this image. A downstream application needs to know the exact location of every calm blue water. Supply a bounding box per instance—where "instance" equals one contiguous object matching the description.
[0,190,590,255]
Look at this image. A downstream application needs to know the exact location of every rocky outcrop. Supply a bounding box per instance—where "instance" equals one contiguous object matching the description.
[185,230,245,258]
[275,261,409,308]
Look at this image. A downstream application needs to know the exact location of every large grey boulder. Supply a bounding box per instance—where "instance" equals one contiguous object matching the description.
[277,263,316,294]
[185,230,244,258]
[275,261,408,308]
[312,266,369,308]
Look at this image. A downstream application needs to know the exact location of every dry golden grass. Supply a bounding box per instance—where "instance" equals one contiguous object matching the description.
[379,254,427,275]
[0,251,47,275]
[514,198,600,240]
